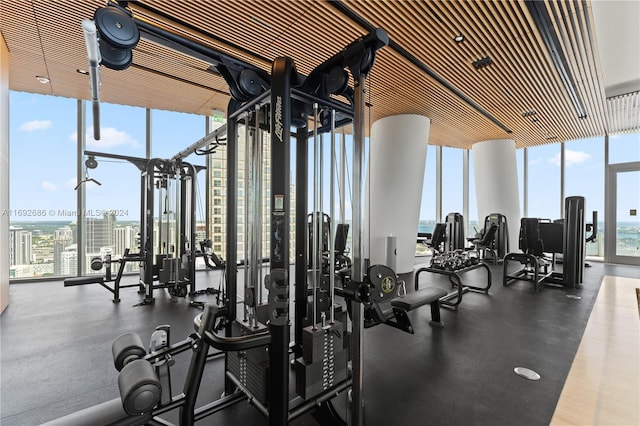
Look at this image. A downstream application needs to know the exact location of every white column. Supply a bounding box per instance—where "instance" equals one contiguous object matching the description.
[365,114,430,274]
[1,34,10,313]
[472,139,521,252]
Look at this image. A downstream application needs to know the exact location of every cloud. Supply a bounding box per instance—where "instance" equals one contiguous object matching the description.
[548,149,590,166]
[19,120,52,132]
[41,181,57,191]
[69,127,139,149]
[529,158,542,165]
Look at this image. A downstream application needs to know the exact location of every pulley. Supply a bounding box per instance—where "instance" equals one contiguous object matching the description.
[93,6,140,70]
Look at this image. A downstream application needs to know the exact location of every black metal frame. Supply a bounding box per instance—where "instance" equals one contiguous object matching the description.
[82,151,204,304]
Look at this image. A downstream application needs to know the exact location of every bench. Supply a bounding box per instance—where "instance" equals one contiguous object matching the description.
[64,276,105,286]
[41,397,151,426]
[385,287,448,333]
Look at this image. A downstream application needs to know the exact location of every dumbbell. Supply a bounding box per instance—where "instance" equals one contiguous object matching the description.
[111,333,161,416]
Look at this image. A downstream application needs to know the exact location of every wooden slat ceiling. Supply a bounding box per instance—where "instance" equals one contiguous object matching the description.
[1,0,629,149]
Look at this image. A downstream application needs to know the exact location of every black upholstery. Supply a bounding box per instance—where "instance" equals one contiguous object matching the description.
[64,276,105,286]
[40,398,151,426]
[391,287,447,311]
[425,223,446,253]
[391,287,448,327]
[472,223,499,263]
[519,218,544,257]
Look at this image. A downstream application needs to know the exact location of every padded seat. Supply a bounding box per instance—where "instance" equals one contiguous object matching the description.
[41,397,151,426]
[391,287,447,311]
[64,276,105,286]
[391,287,448,327]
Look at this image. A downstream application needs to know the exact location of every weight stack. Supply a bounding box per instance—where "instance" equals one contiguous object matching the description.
[226,321,269,405]
[295,321,348,399]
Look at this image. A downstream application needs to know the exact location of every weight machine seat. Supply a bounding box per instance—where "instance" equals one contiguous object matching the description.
[391,287,448,327]
[40,397,151,426]
[64,276,105,286]
[471,223,499,264]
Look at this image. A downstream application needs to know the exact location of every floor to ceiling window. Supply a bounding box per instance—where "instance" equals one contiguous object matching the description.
[9,92,77,278]
[82,102,146,275]
[417,144,436,255]
[564,137,605,257]
[441,147,463,223]
[527,143,561,220]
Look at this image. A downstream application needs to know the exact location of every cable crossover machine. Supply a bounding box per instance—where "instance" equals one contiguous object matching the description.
[42,2,415,426]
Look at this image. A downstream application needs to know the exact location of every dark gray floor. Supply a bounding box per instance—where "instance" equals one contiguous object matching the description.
[1,260,639,425]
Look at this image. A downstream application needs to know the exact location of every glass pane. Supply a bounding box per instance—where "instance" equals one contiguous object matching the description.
[442,147,463,219]
[616,170,640,258]
[84,102,145,275]
[417,144,436,255]
[527,143,561,220]
[564,137,604,257]
[9,92,76,279]
[609,132,640,164]
[469,149,478,236]
[517,149,524,216]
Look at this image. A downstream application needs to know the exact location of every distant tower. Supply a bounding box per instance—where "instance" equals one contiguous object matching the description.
[9,226,32,266]
[54,226,74,275]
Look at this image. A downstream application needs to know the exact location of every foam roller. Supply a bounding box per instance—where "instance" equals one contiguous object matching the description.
[118,359,161,416]
[112,332,146,371]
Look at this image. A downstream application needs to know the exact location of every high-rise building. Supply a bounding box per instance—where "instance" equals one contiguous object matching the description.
[113,226,138,257]
[86,212,116,253]
[54,226,74,275]
[207,118,296,262]
[60,244,78,276]
[9,226,33,266]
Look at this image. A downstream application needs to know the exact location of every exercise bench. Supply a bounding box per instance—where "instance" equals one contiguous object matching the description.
[387,287,448,332]
[64,249,144,303]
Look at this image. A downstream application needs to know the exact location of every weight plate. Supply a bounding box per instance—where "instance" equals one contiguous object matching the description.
[100,46,132,71]
[238,69,263,96]
[94,7,140,50]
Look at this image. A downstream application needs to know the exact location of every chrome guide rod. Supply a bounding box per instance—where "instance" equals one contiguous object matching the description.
[312,102,319,329]
[329,108,336,324]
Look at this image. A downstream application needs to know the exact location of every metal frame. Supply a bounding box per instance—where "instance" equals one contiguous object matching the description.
[605,161,640,265]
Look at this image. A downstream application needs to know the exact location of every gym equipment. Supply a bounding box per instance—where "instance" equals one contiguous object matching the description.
[472,213,509,262]
[444,212,465,251]
[415,252,492,309]
[76,3,389,424]
[358,264,448,332]
[63,249,145,303]
[470,223,499,264]
[43,305,231,426]
[418,222,446,254]
[504,196,589,291]
[73,152,207,305]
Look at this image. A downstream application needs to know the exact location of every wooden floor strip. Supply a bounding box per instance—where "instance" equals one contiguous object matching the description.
[551,275,640,425]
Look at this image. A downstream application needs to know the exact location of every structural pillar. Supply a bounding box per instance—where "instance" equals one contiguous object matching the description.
[365,114,430,274]
[472,139,521,252]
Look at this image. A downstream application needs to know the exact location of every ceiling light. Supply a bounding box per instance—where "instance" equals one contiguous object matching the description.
[76,69,89,75]
[36,76,50,84]
[454,34,465,43]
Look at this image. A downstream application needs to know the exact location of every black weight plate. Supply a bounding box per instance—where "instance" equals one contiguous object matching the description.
[100,45,132,71]
[238,69,263,97]
[94,7,140,50]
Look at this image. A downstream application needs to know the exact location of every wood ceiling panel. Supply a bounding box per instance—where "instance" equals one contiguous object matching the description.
[1,0,622,150]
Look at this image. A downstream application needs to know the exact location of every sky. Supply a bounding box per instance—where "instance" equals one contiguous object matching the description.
[9,91,207,223]
[7,91,640,229]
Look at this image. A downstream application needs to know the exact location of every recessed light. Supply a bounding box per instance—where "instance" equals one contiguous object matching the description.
[76,69,89,75]
[36,75,50,84]
[454,34,465,43]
